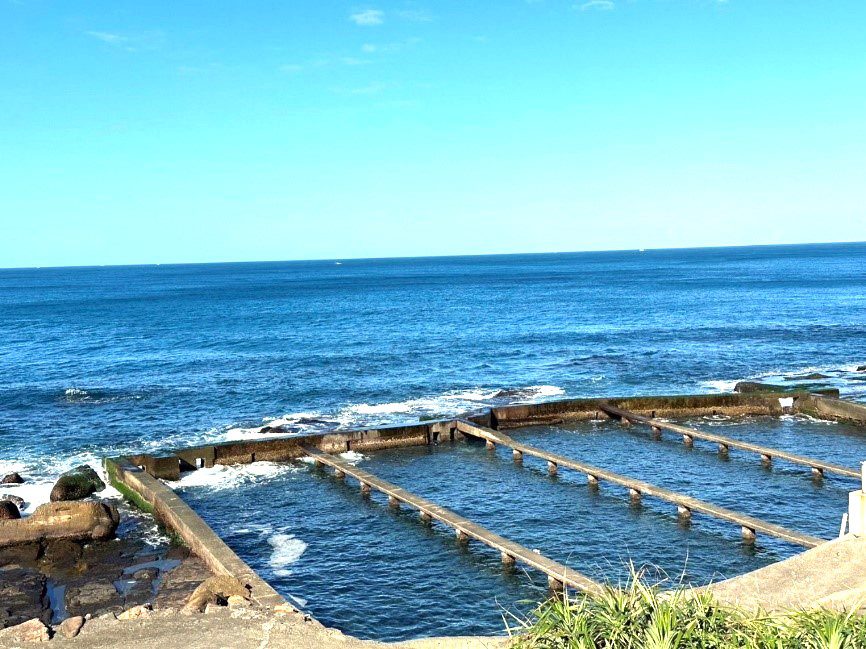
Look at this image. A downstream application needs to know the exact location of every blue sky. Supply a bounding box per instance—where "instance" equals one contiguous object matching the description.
[1,1,865,267]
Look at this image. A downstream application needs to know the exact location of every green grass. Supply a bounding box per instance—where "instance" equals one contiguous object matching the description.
[508,569,866,649]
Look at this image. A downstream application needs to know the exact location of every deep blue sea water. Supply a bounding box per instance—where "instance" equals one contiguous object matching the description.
[2,242,866,639]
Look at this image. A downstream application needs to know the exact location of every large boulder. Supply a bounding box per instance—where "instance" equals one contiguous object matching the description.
[0,501,20,520]
[0,618,50,643]
[50,465,105,502]
[0,501,119,548]
[1,472,24,484]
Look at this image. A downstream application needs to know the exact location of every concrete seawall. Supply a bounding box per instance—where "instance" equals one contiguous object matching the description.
[101,390,866,644]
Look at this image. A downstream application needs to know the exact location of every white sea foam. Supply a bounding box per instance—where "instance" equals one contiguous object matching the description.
[338,451,365,465]
[268,533,307,577]
[166,462,298,491]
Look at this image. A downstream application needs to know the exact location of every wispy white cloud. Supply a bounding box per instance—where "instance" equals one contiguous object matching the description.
[278,63,304,74]
[360,37,421,54]
[85,31,128,45]
[578,0,614,10]
[349,9,384,26]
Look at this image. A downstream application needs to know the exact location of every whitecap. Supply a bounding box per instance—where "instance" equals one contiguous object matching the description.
[268,533,307,576]
[166,462,298,491]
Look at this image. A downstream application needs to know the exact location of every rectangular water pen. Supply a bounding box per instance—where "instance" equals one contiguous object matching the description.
[303,447,603,595]
[455,421,825,549]
[599,403,859,480]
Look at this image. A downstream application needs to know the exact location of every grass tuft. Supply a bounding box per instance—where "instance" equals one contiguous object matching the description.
[509,567,866,648]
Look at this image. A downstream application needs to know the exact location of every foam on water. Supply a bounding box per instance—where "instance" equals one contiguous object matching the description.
[268,533,308,577]
[167,462,300,492]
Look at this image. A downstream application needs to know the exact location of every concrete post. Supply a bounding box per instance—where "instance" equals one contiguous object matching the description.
[501,551,515,567]
[547,461,558,476]
[513,449,523,464]
[420,511,432,524]
[677,505,691,523]
[388,495,400,509]
[812,466,824,479]
[651,426,662,440]
[586,474,599,488]
[683,434,693,448]
[629,488,641,505]
[486,440,496,451]
[718,443,729,457]
[334,469,345,480]
[741,526,756,543]
[761,454,772,468]
[547,576,564,592]
[360,482,371,496]
[848,462,866,537]
[455,529,469,544]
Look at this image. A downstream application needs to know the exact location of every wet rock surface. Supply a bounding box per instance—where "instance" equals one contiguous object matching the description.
[1,473,24,485]
[0,494,25,509]
[0,527,210,632]
[50,465,106,502]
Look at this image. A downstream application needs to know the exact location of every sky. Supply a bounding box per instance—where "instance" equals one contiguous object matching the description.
[1,1,865,268]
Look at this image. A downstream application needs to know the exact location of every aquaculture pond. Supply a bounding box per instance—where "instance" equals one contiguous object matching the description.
[174,414,866,642]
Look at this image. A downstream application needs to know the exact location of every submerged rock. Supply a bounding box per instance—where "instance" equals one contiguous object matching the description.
[785,372,830,381]
[734,381,776,393]
[858,365,866,372]
[0,501,119,548]
[50,465,105,502]
[1,472,24,484]
[0,501,21,520]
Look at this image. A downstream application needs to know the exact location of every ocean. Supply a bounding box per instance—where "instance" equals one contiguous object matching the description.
[2,242,865,639]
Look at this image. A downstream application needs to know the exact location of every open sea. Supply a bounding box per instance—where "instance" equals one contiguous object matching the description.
[2,242,866,639]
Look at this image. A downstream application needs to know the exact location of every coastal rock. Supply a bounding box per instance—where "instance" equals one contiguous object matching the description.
[56,615,85,638]
[67,582,124,617]
[50,465,105,502]
[0,501,21,520]
[183,576,250,614]
[1,472,24,484]
[785,372,830,381]
[858,365,866,372]
[117,603,152,620]
[734,381,775,393]
[227,595,251,609]
[40,539,84,577]
[0,494,25,508]
[0,618,51,643]
[0,501,119,548]
[0,565,49,629]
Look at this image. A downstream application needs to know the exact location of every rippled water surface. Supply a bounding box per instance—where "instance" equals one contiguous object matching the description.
[2,242,865,639]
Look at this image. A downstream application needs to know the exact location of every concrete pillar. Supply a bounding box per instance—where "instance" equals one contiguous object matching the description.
[812,467,824,479]
[761,454,772,468]
[486,440,496,451]
[651,426,662,440]
[455,529,469,544]
[334,469,345,480]
[848,462,866,536]
[501,551,515,567]
[513,449,523,464]
[587,474,599,488]
[547,576,564,592]
[314,459,325,468]
[388,495,400,509]
[718,443,729,457]
[683,434,694,448]
[741,526,756,543]
[677,505,691,523]
[547,461,558,476]
[629,488,641,505]
[420,511,432,524]
[620,417,630,427]
[360,481,371,496]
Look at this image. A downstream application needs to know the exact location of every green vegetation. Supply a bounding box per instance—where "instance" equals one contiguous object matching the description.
[509,571,866,649]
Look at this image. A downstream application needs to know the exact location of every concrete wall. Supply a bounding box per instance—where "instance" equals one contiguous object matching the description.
[798,394,866,424]
[105,457,285,608]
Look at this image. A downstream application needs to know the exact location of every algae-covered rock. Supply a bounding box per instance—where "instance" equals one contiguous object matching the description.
[50,465,105,502]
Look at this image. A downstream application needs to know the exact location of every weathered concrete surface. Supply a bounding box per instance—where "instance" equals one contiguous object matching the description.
[798,394,866,425]
[4,607,509,649]
[0,502,118,548]
[707,535,866,612]
[105,459,285,609]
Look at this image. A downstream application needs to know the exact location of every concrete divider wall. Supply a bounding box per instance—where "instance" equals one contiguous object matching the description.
[104,457,286,609]
[798,394,866,425]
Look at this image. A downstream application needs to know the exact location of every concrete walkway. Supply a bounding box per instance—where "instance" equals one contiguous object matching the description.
[707,534,866,612]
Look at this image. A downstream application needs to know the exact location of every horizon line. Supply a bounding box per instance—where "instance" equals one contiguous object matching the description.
[2,239,864,272]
